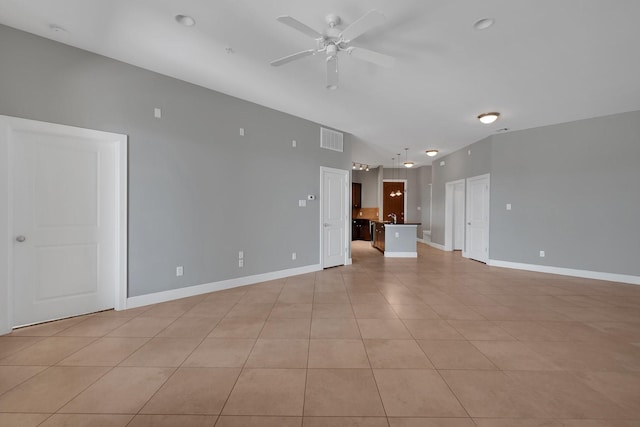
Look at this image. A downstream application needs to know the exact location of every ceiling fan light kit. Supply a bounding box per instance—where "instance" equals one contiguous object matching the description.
[270,10,395,89]
[478,112,501,124]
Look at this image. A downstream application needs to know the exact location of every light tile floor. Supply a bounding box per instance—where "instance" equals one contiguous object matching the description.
[1,241,640,426]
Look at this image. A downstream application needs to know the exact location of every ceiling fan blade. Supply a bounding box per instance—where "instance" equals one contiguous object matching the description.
[276,16,323,39]
[340,10,386,43]
[326,56,339,90]
[270,49,316,66]
[347,47,395,68]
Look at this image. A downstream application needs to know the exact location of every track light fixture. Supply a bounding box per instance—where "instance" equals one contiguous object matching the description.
[352,162,371,171]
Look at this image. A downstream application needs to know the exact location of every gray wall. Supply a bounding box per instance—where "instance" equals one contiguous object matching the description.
[431,111,640,277]
[491,111,640,276]
[0,25,351,297]
[352,167,379,208]
[431,137,492,245]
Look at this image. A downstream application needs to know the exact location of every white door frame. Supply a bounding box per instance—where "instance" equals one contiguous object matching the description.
[320,166,350,268]
[464,173,490,262]
[383,179,408,220]
[0,116,128,334]
[444,179,465,251]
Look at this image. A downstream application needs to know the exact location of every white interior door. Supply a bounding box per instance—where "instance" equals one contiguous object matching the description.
[7,117,125,327]
[321,167,348,268]
[453,183,465,250]
[465,174,490,263]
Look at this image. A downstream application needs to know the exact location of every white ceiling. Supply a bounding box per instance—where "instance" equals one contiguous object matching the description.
[2,0,640,167]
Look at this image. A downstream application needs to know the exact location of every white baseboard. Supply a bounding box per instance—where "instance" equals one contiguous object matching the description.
[416,238,425,244]
[345,258,353,266]
[125,264,322,309]
[425,240,447,251]
[385,251,418,258]
[488,259,640,286]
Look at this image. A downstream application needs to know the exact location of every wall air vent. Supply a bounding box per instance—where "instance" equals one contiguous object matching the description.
[320,127,344,152]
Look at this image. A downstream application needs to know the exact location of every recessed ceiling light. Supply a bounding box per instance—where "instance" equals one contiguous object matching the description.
[175,14,196,27]
[478,112,500,124]
[425,150,439,157]
[474,18,495,30]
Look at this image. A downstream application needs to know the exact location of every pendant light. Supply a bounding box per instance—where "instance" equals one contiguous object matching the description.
[389,157,396,197]
[404,148,410,195]
[395,153,402,196]
[403,148,414,168]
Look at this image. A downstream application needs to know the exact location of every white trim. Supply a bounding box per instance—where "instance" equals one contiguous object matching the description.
[425,240,447,251]
[114,135,128,311]
[320,166,349,269]
[126,264,322,309]
[416,238,425,244]
[345,258,353,266]
[488,259,640,286]
[0,115,128,331]
[384,251,418,258]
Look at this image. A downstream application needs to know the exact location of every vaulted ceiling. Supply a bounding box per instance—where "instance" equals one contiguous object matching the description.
[2,0,640,167]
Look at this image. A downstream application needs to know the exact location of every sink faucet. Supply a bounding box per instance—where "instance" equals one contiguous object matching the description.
[387,213,397,224]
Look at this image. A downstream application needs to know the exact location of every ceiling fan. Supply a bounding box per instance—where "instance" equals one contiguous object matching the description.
[270,10,395,90]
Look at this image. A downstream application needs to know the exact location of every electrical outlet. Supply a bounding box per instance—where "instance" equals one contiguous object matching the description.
[539,250,545,258]
[292,140,296,147]
[239,127,245,136]
[238,251,243,259]
[506,203,512,210]
[238,259,244,267]
[298,200,306,207]
[154,108,161,118]
[292,252,296,260]
[176,266,183,277]
[395,232,400,238]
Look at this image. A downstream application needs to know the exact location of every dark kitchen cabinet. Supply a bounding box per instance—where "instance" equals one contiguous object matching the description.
[352,219,371,241]
[352,182,361,208]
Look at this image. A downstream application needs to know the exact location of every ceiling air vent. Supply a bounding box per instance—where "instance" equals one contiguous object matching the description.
[320,127,344,152]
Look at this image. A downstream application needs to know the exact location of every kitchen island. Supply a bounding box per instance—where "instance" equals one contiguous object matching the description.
[372,221,420,258]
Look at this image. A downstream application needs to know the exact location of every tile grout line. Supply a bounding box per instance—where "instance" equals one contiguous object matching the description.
[215,281,284,419]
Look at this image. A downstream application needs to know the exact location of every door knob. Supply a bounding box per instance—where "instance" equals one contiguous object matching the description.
[16,235,26,242]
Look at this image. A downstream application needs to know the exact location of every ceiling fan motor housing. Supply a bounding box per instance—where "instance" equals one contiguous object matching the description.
[326,43,338,57]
